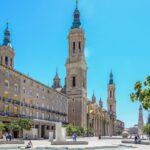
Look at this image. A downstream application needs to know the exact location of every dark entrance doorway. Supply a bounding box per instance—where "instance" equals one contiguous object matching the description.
[13,131,19,138]
[41,125,45,138]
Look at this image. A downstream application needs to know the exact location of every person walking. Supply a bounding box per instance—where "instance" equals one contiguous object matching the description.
[8,132,12,141]
[134,135,137,144]
[5,132,9,141]
[74,133,77,142]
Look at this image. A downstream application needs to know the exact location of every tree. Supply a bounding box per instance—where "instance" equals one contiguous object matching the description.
[64,124,85,136]
[130,76,150,110]
[84,128,94,136]
[8,118,33,132]
[143,124,150,138]
[0,122,6,131]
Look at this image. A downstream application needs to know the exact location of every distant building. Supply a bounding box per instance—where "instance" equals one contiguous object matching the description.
[128,125,138,135]
[138,105,144,134]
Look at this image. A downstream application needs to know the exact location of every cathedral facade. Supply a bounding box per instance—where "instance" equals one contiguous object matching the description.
[0,1,124,138]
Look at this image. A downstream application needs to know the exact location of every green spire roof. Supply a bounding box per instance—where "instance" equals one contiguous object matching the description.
[71,0,81,29]
[109,70,114,84]
[3,21,11,46]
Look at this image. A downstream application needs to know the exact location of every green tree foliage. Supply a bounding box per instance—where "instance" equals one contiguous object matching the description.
[8,118,33,131]
[84,128,94,136]
[64,124,85,136]
[142,124,150,137]
[130,76,150,110]
[0,122,6,131]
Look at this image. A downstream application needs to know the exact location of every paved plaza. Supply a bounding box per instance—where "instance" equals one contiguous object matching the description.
[0,137,149,150]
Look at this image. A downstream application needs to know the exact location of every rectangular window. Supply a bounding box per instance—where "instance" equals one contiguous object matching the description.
[110,105,112,111]
[72,76,76,87]
[78,41,81,52]
[5,56,8,65]
[73,42,75,53]
[10,58,13,67]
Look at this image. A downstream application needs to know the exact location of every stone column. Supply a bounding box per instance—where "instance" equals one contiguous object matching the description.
[44,125,47,138]
[95,118,97,136]
[97,118,99,136]
[99,118,102,135]
[94,117,96,136]
[38,124,41,139]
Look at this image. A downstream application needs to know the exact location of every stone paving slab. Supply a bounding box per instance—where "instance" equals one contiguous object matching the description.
[0,137,149,150]
[122,140,150,145]
[51,141,88,145]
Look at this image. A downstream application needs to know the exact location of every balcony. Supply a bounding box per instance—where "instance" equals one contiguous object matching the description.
[2,97,11,103]
[12,100,20,105]
[0,111,18,118]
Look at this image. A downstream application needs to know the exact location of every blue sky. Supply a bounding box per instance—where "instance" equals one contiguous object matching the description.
[0,0,150,128]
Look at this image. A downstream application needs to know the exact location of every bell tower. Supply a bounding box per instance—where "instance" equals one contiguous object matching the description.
[107,71,116,136]
[0,22,14,69]
[107,71,116,115]
[65,0,87,128]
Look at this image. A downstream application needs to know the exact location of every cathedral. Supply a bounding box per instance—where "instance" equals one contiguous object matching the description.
[0,1,124,138]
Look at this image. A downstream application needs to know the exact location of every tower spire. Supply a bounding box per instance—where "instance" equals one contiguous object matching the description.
[3,20,11,46]
[52,68,62,89]
[71,0,81,29]
[109,70,114,84]
[92,91,96,103]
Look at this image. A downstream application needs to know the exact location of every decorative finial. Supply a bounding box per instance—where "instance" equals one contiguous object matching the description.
[76,0,78,9]
[6,19,9,29]
[56,67,58,76]
[93,90,95,96]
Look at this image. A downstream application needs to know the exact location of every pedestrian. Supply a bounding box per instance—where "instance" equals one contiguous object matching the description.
[74,133,77,141]
[72,133,75,141]
[134,135,137,144]
[8,132,12,141]
[2,133,6,141]
[98,134,101,140]
[25,141,33,149]
[5,132,9,141]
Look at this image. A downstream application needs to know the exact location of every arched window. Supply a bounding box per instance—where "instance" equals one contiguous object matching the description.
[78,41,81,53]
[5,56,8,65]
[4,104,9,111]
[13,106,18,114]
[4,91,9,98]
[110,90,112,98]
[36,112,39,119]
[42,113,44,119]
[4,80,9,89]
[13,95,18,100]
[23,87,26,94]
[14,84,18,92]
[73,42,76,54]
[10,58,13,67]
[72,76,76,87]
[110,105,112,112]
